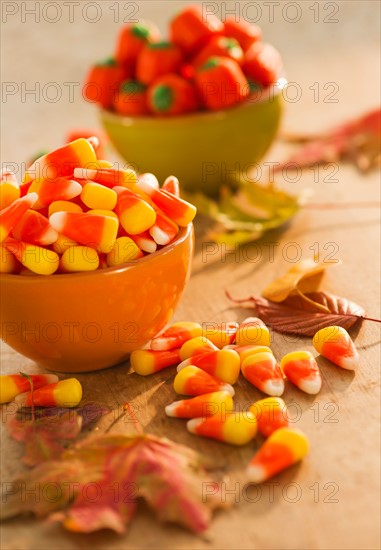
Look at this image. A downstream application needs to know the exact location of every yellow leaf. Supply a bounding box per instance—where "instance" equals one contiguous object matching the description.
[262,258,341,303]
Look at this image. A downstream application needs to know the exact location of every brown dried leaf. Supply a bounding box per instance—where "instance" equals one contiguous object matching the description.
[228,291,365,336]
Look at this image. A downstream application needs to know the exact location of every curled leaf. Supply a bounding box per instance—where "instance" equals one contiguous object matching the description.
[262,258,340,306]
[185,182,300,246]
[278,108,381,173]
[1,433,223,535]
[227,291,365,336]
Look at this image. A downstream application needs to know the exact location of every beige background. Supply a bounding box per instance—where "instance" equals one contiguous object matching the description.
[1,1,381,549]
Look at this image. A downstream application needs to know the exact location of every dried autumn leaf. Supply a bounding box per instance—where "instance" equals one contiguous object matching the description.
[262,258,340,307]
[277,108,381,173]
[1,433,223,535]
[185,181,300,246]
[7,402,109,466]
[227,291,365,336]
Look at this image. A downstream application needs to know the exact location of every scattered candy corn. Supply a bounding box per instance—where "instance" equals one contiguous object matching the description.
[165,390,234,419]
[280,351,322,395]
[247,428,309,482]
[225,344,273,363]
[151,322,203,351]
[0,374,58,404]
[203,321,239,348]
[177,349,241,385]
[173,366,235,397]
[313,326,359,370]
[249,397,289,437]
[15,378,83,408]
[130,348,181,376]
[180,337,219,361]
[241,352,284,396]
[187,412,257,446]
[235,317,271,347]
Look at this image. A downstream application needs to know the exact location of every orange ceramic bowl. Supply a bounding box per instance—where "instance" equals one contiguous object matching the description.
[0,225,193,373]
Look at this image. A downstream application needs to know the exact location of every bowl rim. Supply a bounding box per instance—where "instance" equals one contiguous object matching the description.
[0,223,193,283]
[101,77,287,124]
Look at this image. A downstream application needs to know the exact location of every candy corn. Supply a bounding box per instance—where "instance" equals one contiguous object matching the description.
[180,337,219,361]
[225,344,273,363]
[12,210,58,246]
[173,366,235,397]
[235,317,271,346]
[29,178,82,208]
[114,186,156,235]
[106,236,144,266]
[24,139,97,183]
[195,57,249,111]
[148,74,198,116]
[48,201,83,216]
[162,176,180,197]
[80,181,117,211]
[249,397,289,437]
[131,348,181,376]
[129,231,157,254]
[136,178,196,226]
[313,326,359,370]
[49,211,118,254]
[165,390,234,419]
[74,168,137,190]
[170,5,224,55]
[15,378,83,408]
[136,42,183,85]
[280,351,322,395]
[60,246,99,273]
[203,321,239,348]
[0,171,20,210]
[187,412,257,446]
[247,428,309,483]
[52,234,78,254]
[151,322,203,351]
[0,374,58,404]
[241,352,284,396]
[138,173,159,189]
[177,349,241,385]
[0,193,38,242]
[4,238,60,275]
[0,244,20,273]
[223,18,262,52]
[148,208,179,246]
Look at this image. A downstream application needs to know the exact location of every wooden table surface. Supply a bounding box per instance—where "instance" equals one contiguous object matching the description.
[1,2,380,549]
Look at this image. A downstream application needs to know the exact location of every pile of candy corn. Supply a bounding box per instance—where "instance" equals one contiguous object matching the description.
[0,138,196,275]
[131,320,359,482]
[83,4,282,116]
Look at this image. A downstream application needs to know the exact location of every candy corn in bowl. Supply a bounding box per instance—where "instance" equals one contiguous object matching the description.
[84,6,285,197]
[0,139,195,372]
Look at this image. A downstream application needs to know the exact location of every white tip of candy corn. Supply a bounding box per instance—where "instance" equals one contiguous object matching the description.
[150,226,171,246]
[186,417,203,434]
[263,379,284,397]
[298,377,322,395]
[246,464,267,484]
[136,178,154,196]
[67,179,83,197]
[222,384,235,397]
[40,226,59,246]
[177,359,191,372]
[339,354,359,370]
[49,212,66,232]
[165,402,180,417]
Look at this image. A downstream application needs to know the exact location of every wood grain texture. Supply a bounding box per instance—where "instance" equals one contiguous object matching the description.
[1,2,380,549]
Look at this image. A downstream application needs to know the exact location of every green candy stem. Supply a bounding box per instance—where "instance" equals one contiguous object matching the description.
[131,23,151,40]
[199,57,220,72]
[96,57,117,67]
[152,84,174,112]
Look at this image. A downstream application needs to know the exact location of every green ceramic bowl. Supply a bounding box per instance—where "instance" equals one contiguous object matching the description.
[100,83,285,197]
